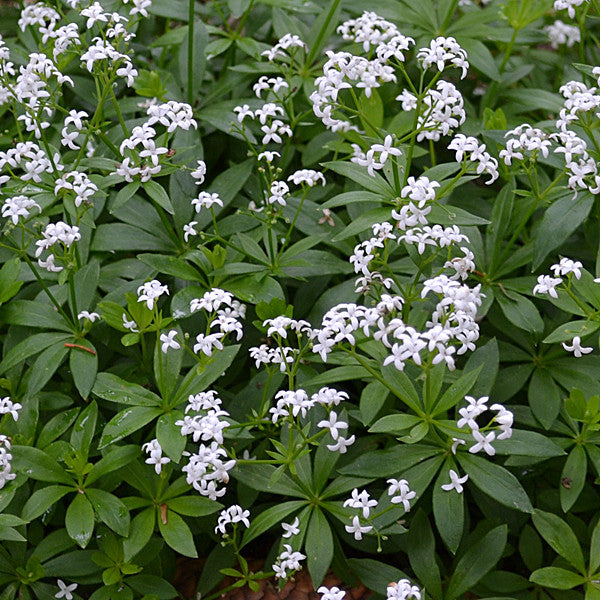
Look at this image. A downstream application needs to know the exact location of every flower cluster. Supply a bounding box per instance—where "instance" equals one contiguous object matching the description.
[272,544,306,579]
[261,33,307,63]
[0,435,15,490]
[386,579,422,600]
[416,36,469,79]
[137,279,169,310]
[456,395,513,456]
[397,80,466,142]
[351,135,402,177]
[544,20,580,48]
[448,134,499,184]
[179,390,236,500]
[35,221,81,273]
[189,289,245,356]
[215,505,250,536]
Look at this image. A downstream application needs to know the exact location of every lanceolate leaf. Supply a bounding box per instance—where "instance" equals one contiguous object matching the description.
[532,509,586,573]
[457,453,533,513]
[305,508,334,588]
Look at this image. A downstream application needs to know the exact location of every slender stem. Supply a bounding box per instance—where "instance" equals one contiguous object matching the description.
[21,254,76,330]
[305,0,342,67]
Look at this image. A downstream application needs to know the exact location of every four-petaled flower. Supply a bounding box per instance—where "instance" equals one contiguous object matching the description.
[160,330,181,353]
[441,469,469,493]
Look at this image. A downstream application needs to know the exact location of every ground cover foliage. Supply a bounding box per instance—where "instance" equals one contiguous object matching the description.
[1,0,600,598]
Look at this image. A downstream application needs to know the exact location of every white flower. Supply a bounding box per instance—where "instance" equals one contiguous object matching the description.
[441,469,469,493]
[191,160,207,184]
[160,330,181,353]
[143,439,170,474]
[343,488,377,518]
[318,587,346,600]
[317,411,348,440]
[137,280,169,310]
[0,397,21,421]
[532,274,562,298]
[344,515,372,540]
[282,516,300,538]
[562,336,593,357]
[184,221,198,242]
[387,478,416,511]
[55,580,78,600]
[215,505,250,535]
[469,429,496,456]
[326,434,355,454]
[77,311,100,322]
[2,195,41,224]
[122,314,139,333]
[193,333,224,356]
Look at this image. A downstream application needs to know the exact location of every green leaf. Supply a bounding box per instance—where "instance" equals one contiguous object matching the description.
[66,493,95,548]
[36,408,80,449]
[543,320,600,344]
[528,369,561,429]
[532,191,594,269]
[99,406,163,449]
[369,414,422,434]
[432,366,482,415]
[233,464,306,497]
[86,445,139,486]
[171,345,240,407]
[332,207,392,242]
[241,501,306,548]
[139,254,200,281]
[446,525,507,600]
[123,508,155,561]
[111,181,140,211]
[590,517,600,574]
[154,325,183,401]
[532,509,586,573]
[72,261,100,314]
[70,400,98,460]
[407,510,442,599]
[0,258,23,304]
[494,429,565,457]
[70,341,98,399]
[428,203,489,226]
[347,559,408,596]
[143,181,174,214]
[0,300,72,331]
[380,364,422,414]
[21,485,73,522]
[156,411,186,461]
[458,453,533,513]
[158,509,197,557]
[495,290,543,334]
[168,495,221,517]
[12,445,72,485]
[560,445,587,512]
[93,372,162,406]
[432,461,464,554]
[306,509,334,587]
[92,223,175,252]
[530,567,586,589]
[323,161,393,196]
[486,181,515,271]
[0,332,71,373]
[127,574,178,599]
[86,488,130,537]
[27,343,70,396]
